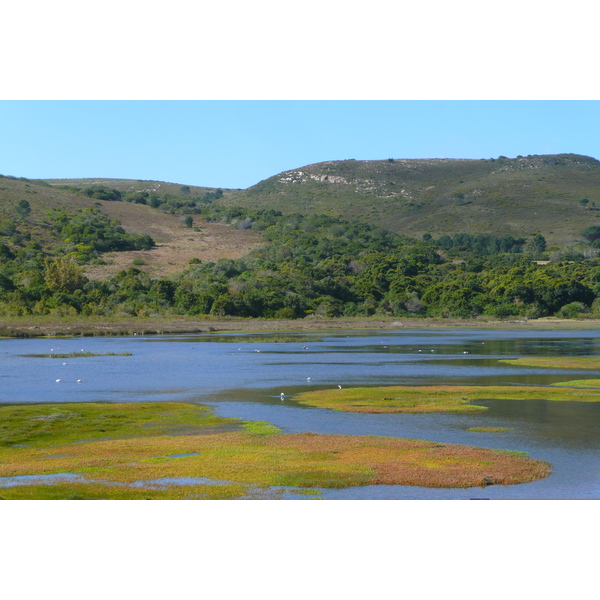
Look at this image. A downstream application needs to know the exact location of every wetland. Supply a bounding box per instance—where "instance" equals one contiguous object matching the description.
[1,327,599,499]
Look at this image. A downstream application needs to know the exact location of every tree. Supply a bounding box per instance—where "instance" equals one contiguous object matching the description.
[528,234,547,254]
[15,200,31,219]
[44,257,87,293]
[581,226,600,243]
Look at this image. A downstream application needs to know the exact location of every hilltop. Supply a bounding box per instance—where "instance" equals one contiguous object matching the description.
[222,153,600,247]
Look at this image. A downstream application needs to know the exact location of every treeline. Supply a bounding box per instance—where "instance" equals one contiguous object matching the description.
[1,206,600,320]
[58,184,224,214]
[433,233,527,255]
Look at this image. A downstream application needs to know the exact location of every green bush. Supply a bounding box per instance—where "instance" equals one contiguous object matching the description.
[557,302,589,318]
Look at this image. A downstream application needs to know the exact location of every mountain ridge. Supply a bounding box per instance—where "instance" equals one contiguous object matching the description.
[217,153,600,247]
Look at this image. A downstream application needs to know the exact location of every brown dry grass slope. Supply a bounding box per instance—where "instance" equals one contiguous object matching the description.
[1,176,263,279]
[84,200,264,279]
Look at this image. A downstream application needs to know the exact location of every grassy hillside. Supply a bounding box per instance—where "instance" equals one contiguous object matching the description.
[0,174,262,278]
[221,153,600,247]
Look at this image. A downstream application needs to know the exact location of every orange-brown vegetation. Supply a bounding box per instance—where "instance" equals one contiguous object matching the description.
[0,403,551,497]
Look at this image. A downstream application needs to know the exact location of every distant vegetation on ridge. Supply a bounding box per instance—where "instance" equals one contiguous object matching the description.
[2,154,600,321]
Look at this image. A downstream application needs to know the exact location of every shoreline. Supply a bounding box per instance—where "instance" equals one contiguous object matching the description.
[1,315,599,338]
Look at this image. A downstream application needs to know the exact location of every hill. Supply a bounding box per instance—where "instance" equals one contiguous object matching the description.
[3,160,600,322]
[221,153,600,247]
[0,175,263,278]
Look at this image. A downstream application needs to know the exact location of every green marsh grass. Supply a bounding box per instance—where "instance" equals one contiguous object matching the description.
[466,427,513,433]
[293,385,600,414]
[551,379,600,387]
[499,357,600,370]
[23,352,133,358]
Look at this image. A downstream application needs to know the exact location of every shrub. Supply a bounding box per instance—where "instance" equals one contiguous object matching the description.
[557,302,589,319]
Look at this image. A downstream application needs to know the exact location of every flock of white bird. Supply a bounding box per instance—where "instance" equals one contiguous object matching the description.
[50,347,83,384]
[275,342,482,400]
[49,340,483,396]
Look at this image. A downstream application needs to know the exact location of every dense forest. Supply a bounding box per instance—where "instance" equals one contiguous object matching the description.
[1,182,600,321]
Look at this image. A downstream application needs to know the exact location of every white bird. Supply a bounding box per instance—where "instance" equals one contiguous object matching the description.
[62,362,67,365]
[77,379,82,383]
[463,351,469,354]
[302,346,308,350]
[307,377,311,381]
[55,379,61,382]
[338,384,342,389]
[280,393,285,400]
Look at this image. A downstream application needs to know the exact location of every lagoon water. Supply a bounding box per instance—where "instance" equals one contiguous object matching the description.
[1,327,599,499]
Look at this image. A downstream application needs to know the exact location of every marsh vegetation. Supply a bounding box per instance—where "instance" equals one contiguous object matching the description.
[292,384,600,414]
[500,357,600,370]
[22,351,133,358]
[0,402,551,499]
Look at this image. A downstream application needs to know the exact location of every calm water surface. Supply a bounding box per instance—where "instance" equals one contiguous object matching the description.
[1,328,599,499]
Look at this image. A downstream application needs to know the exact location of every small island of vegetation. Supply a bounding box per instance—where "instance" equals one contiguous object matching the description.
[292,384,600,413]
[500,357,600,370]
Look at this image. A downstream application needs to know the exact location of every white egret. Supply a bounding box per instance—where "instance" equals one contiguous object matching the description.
[55,379,61,383]
[338,384,342,389]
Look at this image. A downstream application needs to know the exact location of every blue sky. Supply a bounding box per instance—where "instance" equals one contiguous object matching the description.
[1,101,599,189]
